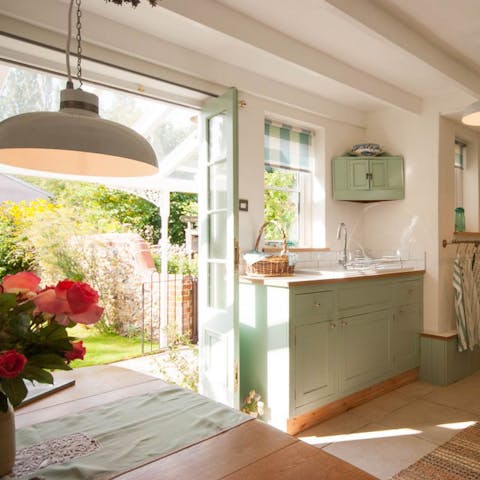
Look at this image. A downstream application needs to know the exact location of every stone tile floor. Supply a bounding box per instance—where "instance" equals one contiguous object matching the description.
[296,373,480,479]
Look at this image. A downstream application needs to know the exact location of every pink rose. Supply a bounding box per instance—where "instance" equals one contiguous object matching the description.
[64,341,86,362]
[34,280,103,325]
[34,287,69,315]
[1,272,41,294]
[69,304,104,325]
[0,350,27,378]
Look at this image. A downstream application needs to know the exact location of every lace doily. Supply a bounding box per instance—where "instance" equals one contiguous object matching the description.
[12,432,101,478]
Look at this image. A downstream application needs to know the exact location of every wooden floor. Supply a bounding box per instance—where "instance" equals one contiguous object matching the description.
[16,365,377,480]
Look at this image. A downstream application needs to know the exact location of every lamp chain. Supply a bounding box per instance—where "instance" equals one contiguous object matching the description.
[75,0,83,87]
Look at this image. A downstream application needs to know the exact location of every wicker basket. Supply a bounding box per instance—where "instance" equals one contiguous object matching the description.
[245,221,295,277]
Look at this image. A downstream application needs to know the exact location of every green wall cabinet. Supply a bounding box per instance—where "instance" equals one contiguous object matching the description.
[333,156,404,201]
[239,274,423,431]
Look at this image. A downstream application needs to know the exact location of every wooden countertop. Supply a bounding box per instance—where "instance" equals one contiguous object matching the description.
[15,365,377,480]
[241,267,425,287]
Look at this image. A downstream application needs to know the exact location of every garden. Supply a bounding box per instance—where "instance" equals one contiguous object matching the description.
[0,177,199,387]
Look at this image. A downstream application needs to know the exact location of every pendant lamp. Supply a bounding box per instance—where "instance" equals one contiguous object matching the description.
[0,0,158,177]
[462,101,480,126]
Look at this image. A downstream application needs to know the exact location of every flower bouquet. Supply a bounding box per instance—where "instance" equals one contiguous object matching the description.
[0,272,103,412]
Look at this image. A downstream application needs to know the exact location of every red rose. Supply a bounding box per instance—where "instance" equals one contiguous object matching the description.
[0,350,27,378]
[64,341,86,362]
[66,282,99,314]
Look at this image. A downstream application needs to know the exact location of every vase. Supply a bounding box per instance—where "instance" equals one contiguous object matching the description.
[0,402,15,477]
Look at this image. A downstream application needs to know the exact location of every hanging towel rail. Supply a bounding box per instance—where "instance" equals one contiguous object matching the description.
[443,239,480,248]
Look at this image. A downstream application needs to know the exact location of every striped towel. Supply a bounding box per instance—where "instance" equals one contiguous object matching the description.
[453,256,468,351]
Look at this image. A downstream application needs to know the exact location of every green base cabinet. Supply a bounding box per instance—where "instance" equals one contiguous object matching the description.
[239,274,423,431]
[333,156,404,201]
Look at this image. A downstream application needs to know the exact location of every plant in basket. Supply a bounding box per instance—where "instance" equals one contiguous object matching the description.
[0,272,103,412]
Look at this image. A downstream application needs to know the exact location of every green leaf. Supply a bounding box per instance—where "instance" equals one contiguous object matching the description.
[39,322,70,343]
[0,293,17,311]
[8,311,30,337]
[22,365,54,384]
[1,377,28,408]
[0,392,7,412]
[27,353,71,370]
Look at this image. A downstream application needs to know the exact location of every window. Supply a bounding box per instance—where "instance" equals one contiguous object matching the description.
[264,120,313,246]
[454,139,466,208]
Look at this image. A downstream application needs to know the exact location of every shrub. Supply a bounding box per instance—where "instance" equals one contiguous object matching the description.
[152,244,198,276]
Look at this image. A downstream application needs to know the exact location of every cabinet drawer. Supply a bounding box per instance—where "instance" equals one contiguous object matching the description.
[337,283,391,316]
[395,281,419,306]
[294,291,335,325]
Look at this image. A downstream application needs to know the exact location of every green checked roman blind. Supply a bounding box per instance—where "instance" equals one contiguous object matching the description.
[264,119,313,172]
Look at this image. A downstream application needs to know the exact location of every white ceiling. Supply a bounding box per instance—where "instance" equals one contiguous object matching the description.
[0,0,480,119]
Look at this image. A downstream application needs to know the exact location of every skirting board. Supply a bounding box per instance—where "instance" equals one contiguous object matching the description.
[420,333,480,386]
[287,368,419,436]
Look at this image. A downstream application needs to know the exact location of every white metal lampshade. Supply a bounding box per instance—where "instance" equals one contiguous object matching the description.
[0,0,158,177]
[0,88,158,177]
[461,101,480,126]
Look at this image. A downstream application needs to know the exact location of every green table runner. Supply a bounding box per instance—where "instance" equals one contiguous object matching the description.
[12,385,251,480]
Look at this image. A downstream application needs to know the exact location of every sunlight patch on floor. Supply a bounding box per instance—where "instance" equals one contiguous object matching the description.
[299,427,422,445]
[437,421,477,430]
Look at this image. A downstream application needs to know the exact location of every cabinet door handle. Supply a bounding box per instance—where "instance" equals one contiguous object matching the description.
[330,323,337,329]
[340,320,348,327]
[314,302,322,307]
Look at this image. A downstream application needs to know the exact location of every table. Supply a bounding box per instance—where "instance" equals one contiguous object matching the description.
[15,365,377,480]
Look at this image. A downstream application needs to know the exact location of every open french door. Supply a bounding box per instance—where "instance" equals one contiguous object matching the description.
[198,88,239,408]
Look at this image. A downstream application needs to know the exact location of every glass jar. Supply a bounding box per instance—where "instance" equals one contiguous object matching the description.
[455,207,465,232]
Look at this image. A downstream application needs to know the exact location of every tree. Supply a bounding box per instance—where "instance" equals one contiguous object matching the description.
[264,168,297,242]
[19,178,161,243]
[169,192,198,245]
[0,67,62,121]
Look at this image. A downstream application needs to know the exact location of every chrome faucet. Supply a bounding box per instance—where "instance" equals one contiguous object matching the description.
[337,222,348,268]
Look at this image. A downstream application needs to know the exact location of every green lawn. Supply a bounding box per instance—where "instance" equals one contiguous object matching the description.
[68,325,145,368]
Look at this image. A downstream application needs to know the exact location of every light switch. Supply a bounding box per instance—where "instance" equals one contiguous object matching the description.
[239,199,248,211]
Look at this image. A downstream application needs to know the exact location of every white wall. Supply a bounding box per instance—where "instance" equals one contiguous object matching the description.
[363,105,441,332]
[362,105,480,333]
[237,92,365,253]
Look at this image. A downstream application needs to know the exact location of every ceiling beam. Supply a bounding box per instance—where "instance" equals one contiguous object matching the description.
[326,0,480,100]
[0,8,367,127]
[158,0,421,114]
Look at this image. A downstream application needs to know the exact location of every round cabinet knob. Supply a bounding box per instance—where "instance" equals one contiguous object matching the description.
[340,320,348,327]
[330,323,337,329]
[314,302,322,307]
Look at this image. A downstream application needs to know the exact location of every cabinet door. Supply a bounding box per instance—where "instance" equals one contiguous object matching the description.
[295,321,337,408]
[370,157,404,195]
[391,304,420,372]
[340,310,391,393]
[348,158,370,190]
[370,158,387,189]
